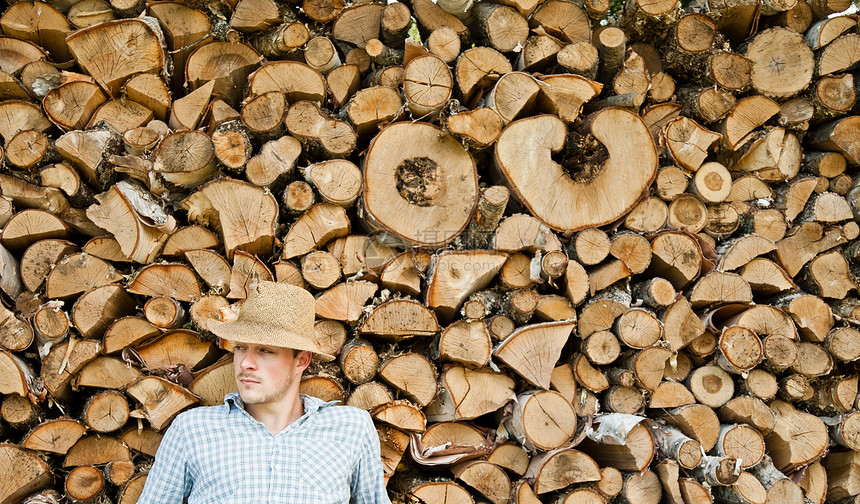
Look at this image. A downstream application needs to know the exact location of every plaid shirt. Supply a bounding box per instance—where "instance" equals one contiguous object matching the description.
[137,393,392,504]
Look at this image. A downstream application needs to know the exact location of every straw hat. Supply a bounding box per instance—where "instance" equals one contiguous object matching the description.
[207,281,335,362]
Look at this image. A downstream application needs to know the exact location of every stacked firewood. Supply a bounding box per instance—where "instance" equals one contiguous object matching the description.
[0,0,858,501]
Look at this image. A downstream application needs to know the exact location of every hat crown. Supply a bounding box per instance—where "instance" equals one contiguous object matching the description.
[241,282,315,338]
[207,281,334,361]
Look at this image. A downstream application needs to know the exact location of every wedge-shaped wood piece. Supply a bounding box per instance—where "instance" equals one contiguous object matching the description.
[416,422,493,466]
[72,284,136,338]
[103,317,160,354]
[136,330,215,372]
[660,403,721,452]
[247,61,326,103]
[161,225,220,258]
[55,128,119,190]
[315,281,377,323]
[88,98,153,133]
[44,253,121,303]
[168,78,214,131]
[182,178,278,260]
[0,349,34,397]
[439,320,492,367]
[494,321,573,389]
[66,19,164,96]
[359,299,439,341]
[720,95,780,151]
[662,116,721,172]
[452,460,511,504]
[446,107,503,149]
[40,339,101,401]
[816,33,860,77]
[127,376,199,431]
[87,180,172,264]
[378,352,437,406]
[281,203,349,259]
[82,236,128,263]
[0,443,53,503]
[579,415,655,472]
[537,74,601,124]
[739,258,796,296]
[185,41,259,107]
[426,250,508,322]
[363,122,477,246]
[717,234,777,271]
[21,418,86,455]
[119,427,163,458]
[689,271,753,308]
[125,73,171,121]
[718,396,775,437]
[0,100,52,146]
[63,435,131,468]
[185,249,230,294]
[495,110,657,232]
[766,400,828,472]
[492,214,562,253]
[43,80,107,130]
[806,249,857,299]
[127,263,201,302]
[2,209,70,254]
[527,449,601,494]
[189,356,236,406]
[649,381,695,409]
[572,353,608,392]
[412,0,469,38]
[408,481,474,504]
[426,366,514,422]
[75,356,141,390]
[227,250,273,299]
[0,299,33,352]
[371,399,426,432]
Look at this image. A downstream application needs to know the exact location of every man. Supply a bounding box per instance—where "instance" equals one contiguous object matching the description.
[137,281,391,504]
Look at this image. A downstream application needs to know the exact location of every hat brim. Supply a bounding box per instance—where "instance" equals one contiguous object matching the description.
[208,318,336,362]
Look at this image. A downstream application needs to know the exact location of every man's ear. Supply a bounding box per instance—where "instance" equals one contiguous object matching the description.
[296,350,312,371]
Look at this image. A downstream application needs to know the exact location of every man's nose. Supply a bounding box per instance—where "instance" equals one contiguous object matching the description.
[240,351,258,370]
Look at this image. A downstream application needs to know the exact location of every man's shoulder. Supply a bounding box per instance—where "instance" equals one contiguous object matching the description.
[169,403,231,430]
[308,399,374,430]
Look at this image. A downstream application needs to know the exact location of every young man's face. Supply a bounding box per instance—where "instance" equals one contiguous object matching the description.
[232,344,310,408]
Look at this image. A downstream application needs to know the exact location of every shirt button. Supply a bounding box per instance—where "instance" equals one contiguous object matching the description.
[273,464,282,471]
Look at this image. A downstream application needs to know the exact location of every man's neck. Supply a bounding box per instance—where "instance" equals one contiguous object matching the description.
[245,394,306,435]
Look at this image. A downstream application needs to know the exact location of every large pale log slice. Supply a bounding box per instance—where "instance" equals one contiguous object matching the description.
[0,444,52,504]
[494,321,573,389]
[362,122,477,246]
[743,28,813,98]
[494,109,657,232]
[65,19,164,96]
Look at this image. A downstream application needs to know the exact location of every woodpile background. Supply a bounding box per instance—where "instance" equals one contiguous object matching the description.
[0,0,858,500]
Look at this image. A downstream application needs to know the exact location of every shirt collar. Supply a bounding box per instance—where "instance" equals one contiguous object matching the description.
[224,392,338,416]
